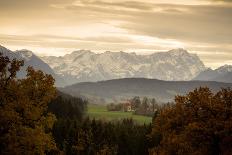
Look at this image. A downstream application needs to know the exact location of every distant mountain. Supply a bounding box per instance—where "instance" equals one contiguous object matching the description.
[42,48,206,86]
[60,78,232,104]
[0,45,66,87]
[193,65,232,83]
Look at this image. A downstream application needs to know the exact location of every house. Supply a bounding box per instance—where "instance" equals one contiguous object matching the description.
[122,101,133,112]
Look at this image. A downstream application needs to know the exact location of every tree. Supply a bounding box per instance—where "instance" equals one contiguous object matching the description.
[142,97,149,110]
[0,54,58,154]
[131,96,141,110]
[148,87,232,155]
[151,98,157,112]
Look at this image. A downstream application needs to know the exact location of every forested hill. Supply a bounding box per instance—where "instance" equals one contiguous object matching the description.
[60,78,232,103]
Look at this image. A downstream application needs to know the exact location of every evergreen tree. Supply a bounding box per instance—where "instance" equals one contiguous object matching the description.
[151,98,157,112]
[142,97,149,111]
[131,96,141,110]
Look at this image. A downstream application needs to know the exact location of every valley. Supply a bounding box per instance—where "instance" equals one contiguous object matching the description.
[87,104,152,124]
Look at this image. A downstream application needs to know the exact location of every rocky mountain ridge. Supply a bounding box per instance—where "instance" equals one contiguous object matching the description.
[41,48,206,85]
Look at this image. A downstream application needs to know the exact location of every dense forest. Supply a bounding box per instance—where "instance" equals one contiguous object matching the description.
[0,54,232,155]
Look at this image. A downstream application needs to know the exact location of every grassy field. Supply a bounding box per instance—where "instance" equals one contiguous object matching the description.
[87,104,152,124]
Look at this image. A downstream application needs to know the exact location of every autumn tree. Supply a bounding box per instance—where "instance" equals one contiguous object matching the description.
[0,54,58,154]
[148,87,232,155]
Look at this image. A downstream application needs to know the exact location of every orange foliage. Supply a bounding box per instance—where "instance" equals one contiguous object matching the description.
[0,54,57,154]
[149,87,232,155]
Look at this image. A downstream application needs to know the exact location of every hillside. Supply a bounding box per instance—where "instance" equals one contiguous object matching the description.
[60,78,232,103]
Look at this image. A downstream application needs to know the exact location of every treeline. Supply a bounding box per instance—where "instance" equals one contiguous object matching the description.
[107,97,161,117]
[53,118,151,155]
[132,97,159,116]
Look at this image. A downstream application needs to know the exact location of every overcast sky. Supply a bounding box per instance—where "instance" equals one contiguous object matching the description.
[0,0,232,68]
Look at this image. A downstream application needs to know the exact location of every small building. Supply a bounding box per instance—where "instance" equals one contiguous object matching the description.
[122,101,132,112]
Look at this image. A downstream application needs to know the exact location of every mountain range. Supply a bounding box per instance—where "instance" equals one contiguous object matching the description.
[1,45,231,88]
[41,48,206,85]
[1,44,231,104]
[193,65,232,83]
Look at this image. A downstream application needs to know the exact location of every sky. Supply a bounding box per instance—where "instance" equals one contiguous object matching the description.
[0,0,232,69]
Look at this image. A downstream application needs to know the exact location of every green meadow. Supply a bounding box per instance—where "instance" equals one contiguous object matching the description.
[87,104,152,124]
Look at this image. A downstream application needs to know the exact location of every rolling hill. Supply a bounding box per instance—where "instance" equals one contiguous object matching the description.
[60,78,232,104]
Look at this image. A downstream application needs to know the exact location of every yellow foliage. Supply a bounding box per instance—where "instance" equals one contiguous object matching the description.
[0,54,58,154]
[149,87,232,155]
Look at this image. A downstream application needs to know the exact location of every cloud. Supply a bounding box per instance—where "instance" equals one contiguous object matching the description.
[0,0,75,10]
[117,4,232,44]
[67,1,188,14]
[0,34,134,45]
[0,0,232,68]
[65,1,232,45]
[74,0,154,11]
[210,0,232,2]
[0,33,186,54]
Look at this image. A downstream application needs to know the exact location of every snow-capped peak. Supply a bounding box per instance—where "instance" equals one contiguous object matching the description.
[168,48,188,55]
[68,50,92,56]
[41,48,206,86]
[216,65,232,73]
